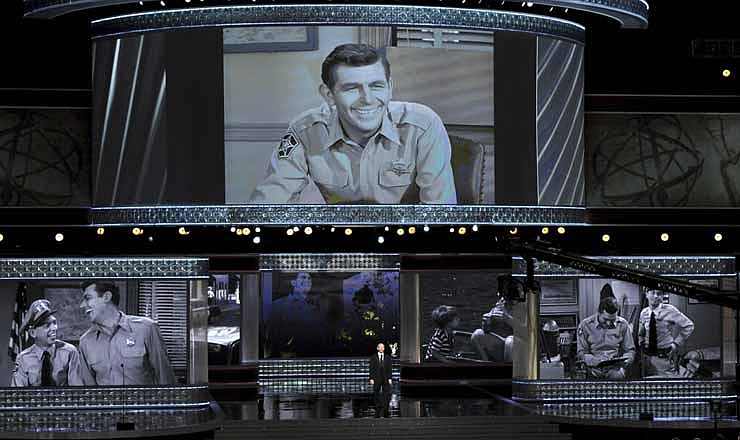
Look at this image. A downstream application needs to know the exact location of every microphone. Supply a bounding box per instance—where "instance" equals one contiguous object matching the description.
[116,363,135,431]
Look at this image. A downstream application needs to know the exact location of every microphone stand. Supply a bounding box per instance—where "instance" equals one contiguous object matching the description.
[116,363,135,431]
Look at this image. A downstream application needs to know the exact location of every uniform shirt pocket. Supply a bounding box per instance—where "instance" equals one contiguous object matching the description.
[121,346,146,369]
[379,167,412,188]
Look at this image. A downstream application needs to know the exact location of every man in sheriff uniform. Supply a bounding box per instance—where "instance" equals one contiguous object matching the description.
[577,297,635,379]
[11,299,85,387]
[638,288,695,377]
[250,43,457,204]
[78,281,176,385]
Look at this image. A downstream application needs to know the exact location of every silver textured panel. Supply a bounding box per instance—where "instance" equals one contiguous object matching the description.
[90,205,586,225]
[529,401,721,420]
[91,5,585,43]
[0,385,210,410]
[259,254,400,271]
[512,256,736,277]
[0,258,209,279]
[25,0,648,29]
[512,379,735,402]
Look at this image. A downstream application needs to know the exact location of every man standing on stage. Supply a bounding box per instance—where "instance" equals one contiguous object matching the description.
[638,288,695,377]
[78,281,176,385]
[369,342,393,418]
[11,299,85,387]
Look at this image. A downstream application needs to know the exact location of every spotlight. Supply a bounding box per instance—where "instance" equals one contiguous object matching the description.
[509,228,518,235]
[344,228,352,236]
[132,227,143,236]
[423,225,430,232]
[602,234,610,242]
[525,1,533,5]
[178,227,190,236]
[255,227,261,233]
[472,225,479,232]
[408,226,416,234]
[253,236,260,244]
[236,229,243,236]
[660,233,669,242]
[159,0,165,6]
[557,227,565,234]
[384,226,390,232]
[449,227,455,233]
[0,233,4,242]
[396,228,405,236]
[286,229,294,236]
[331,227,336,232]
[378,236,385,243]
[139,1,143,4]
[148,236,154,242]
[458,227,466,235]
[564,8,568,12]
[230,226,236,232]
[55,233,64,242]
[541,227,549,234]
[293,226,299,232]
[96,227,105,235]
[715,233,723,242]
[304,226,313,235]
[241,227,251,236]
[722,69,731,78]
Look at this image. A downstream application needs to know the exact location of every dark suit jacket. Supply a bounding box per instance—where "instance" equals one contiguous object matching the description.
[369,352,392,382]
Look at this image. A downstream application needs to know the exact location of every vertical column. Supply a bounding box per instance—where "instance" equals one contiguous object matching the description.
[512,288,540,380]
[241,272,261,364]
[494,31,538,204]
[399,272,421,363]
[188,279,209,384]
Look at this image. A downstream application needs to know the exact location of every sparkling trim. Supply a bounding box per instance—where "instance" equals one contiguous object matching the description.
[259,254,400,271]
[512,379,735,402]
[90,205,586,226]
[512,256,736,277]
[0,258,209,279]
[91,5,585,43]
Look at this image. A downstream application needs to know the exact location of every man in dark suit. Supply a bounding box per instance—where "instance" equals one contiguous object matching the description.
[369,342,393,417]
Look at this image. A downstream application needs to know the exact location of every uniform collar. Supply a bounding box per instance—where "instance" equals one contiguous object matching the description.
[325,105,402,150]
[93,311,133,335]
[30,342,56,358]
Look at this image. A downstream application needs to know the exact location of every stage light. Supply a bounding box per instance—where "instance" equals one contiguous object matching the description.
[55,233,64,242]
[449,227,455,233]
[384,226,390,231]
[132,227,143,236]
[715,233,723,242]
[96,228,105,235]
[148,236,154,242]
[564,8,569,12]
[286,228,294,236]
[138,1,143,4]
[159,0,165,6]
[458,227,466,235]
[423,225,430,232]
[255,227,261,233]
[344,228,352,236]
[304,227,313,235]
[408,226,416,234]
[253,236,260,244]
[230,226,236,232]
[660,233,669,242]
[178,227,190,236]
[331,227,336,232]
[602,234,610,242]
[722,69,731,78]
[396,228,404,236]
[557,227,565,234]
[293,226,299,232]
[0,233,4,242]
[472,225,479,232]
[541,227,549,234]
[509,228,518,235]
[236,229,243,236]
[548,6,554,12]
[241,227,251,236]
[526,1,533,6]
[378,236,385,244]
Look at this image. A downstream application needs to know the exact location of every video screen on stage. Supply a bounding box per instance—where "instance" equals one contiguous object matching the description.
[539,278,725,380]
[207,274,241,365]
[224,26,495,205]
[262,270,400,358]
[0,279,188,387]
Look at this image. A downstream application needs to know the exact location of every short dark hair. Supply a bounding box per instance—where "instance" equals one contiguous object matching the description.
[81,280,120,306]
[321,43,390,90]
[598,297,619,314]
[431,305,458,328]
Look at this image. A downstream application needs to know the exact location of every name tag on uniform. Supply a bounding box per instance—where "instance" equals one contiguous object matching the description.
[126,338,136,347]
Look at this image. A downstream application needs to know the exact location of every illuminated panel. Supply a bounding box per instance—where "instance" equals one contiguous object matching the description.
[0,257,209,279]
[512,256,736,277]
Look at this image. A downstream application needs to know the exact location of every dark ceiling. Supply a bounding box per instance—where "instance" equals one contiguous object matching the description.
[0,0,738,94]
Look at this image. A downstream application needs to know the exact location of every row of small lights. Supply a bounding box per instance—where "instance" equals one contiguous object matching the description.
[0,228,728,244]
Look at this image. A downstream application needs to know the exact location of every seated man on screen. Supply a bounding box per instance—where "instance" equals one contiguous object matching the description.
[11,299,85,387]
[249,43,457,204]
[78,281,176,385]
[576,297,635,379]
[471,293,514,362]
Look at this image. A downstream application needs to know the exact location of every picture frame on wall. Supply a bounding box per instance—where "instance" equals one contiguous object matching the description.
[223,26,319,53]
[540,279,578,305]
